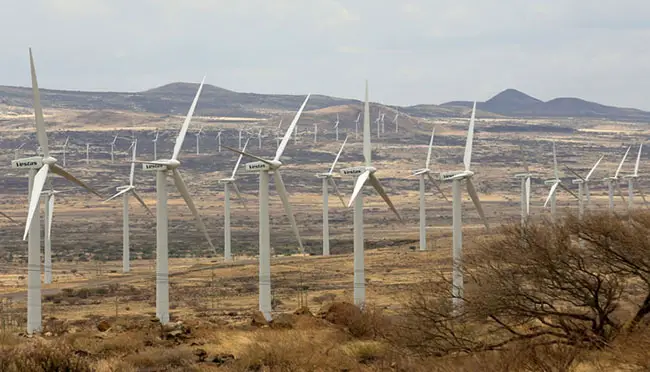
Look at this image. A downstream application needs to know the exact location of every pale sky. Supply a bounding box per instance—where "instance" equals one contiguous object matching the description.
[2,1,650,109]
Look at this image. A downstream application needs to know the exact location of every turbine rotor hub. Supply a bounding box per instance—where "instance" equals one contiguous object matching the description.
[42,156,57,165]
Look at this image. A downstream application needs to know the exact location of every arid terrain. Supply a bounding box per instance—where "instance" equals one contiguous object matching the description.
[1,86,650,370]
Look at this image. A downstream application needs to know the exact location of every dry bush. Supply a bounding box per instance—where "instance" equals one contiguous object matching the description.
[395,212,650,363]
[0,339,92,372]
[123,347,197,371]
[230,329,357,372]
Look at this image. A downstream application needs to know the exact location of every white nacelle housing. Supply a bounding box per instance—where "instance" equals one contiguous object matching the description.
[143,163,167,171]
[12,157,43,169]
[245,161,270,172]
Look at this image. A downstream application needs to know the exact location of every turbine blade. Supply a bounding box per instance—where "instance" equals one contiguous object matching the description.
[231,139,250,178]
[29,49,49,157]
[544,181,560,208]
[129,139,137,186]
[274,94,310,162]
[172,169,216,253]
[0,212,16,223]
[363,81,371,166]
[348,170,371,207]
[328,135,349,174]
[635,143,643,177]
[368,173,402,222]
[519,144,529,173]
[585,155,604,181]
[273,170,304,252]
[131,190,153,216]
[104,187,131,202]
[552,141,559,180]
[171,77,205,161]
[50,164,102,198]
[224,146,272,165]
[463,102,476,171]
[48,193,54,240]
[565,165,584,180]
[328,177,347,207]
[425,126,436,170]
[559,183,579,200]
[24,164,49,240]
[426,172,448,201]
[466,178,489,230]
[231,182,248,212]
[615,146,631,178]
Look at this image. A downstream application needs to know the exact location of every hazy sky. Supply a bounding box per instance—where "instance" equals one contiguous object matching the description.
[2,1,650,109]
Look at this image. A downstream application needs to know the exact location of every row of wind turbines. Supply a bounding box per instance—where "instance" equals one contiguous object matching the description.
[5,50,647,334]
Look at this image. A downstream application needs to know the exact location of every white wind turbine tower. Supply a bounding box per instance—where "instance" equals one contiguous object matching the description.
[105,139,153,273]
[316,136,348,256]
[566,155,605,217]
[374,113,381,139]
[219,138,250,262]
[14,143,26,160]
[623,144,646,209]
[85,143,90,164]
[257,128,263,150]
[334,113,340,141]
[139,77,215,324]
[380,113,385,134]
[14,49,101,334]
[543,141,577,221]
[438,102,489,309]
[62,136,69,167]
[216,130,223,153]
[313,123,318,143]
[225,95,310,321]
[342,81,401,307]
[603,147,630,211]
[354,112,361,140]
[194,126,204,155]
[152,128,160,159]
[393,110,399,133]
[411,127,447,251]
[275,119,283,148]
[513,146,532,226]
[110,133,119,163]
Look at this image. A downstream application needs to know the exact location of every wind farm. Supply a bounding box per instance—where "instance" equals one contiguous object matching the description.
[1,49,650,370]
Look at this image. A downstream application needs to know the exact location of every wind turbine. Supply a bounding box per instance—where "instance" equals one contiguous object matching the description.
[110,133,119,163]
[139,77,215,324]
[513,146,532,226]
[238,126,244,150]
[313,123,318,144]
[105,139,153,273]
[316,136,348,256]
[257,128,263,150]
[411,127,447,251]
[438,102,489,309]
[225,94,310,321]
[354,112,361,140]
[219,138,250,262]
[152,128,160,159]
[194,126,204,155]
[85,143,90,164]
[374,113,381,139]
[342,81,401,307]
[623,144,646,209]
[62,136,69,167]
[275,119,283,148]
[380,113,385,134]
[334,114,340,141]
[603,146,630,211]
[543,141,577,221]
[566,155,605,217]
[13,49,101,334]
[216,130,223,153]
[393,111,399,133]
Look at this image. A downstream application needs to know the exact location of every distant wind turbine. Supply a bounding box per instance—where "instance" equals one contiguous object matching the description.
[354,112,361,140]
[110,132,119,163]
[194,126,204,155]
[62,137,69,167]
[216,130,222,153]
[393,111,399,133]
[514,146,532,226]
[316,136,348,256]
[334,113,340,141]
[603,146,630,211]
[543,141,578,221]
[219,138,250,261]
[623,144,647,209]
[152,128,159,159]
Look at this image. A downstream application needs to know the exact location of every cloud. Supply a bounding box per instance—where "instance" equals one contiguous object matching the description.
[2,0,650,109]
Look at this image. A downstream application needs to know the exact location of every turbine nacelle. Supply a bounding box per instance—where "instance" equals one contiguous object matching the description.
[341,166,375,177]
[572,179,584,185]
[623,174,640,180]
[116,185,134,192]
[12,156,43,169]
[218,177,235,184]
[143,163,167,171]
[514,173,532,179]
[411,168,431,176]
[544,179,560,186]
[316,172,333,179]
[440,170,474,181]
[42,156,57,165]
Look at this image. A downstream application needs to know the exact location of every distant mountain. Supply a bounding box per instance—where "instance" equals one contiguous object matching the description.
[1,83,649,122]
[442,89,650,121]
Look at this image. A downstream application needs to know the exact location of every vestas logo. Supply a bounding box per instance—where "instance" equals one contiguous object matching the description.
[142,163,166,171]
[245,162,270,171]
[341,167,365,176]
[11,157,42,169]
